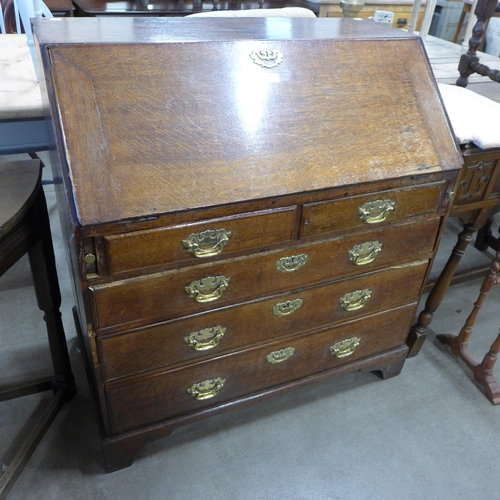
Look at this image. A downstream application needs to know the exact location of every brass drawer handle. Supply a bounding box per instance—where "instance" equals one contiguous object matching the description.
[348,240,383,266]
[339,289,372,312]
[276,254,308,273]
[267,347,295,364]
[187,377,226,400]
[273,298,303,317]
[184,326,226,351]
[330,337,361,358]
[358,199,395,224]
[185,275,230,303]
[182,229,232,258]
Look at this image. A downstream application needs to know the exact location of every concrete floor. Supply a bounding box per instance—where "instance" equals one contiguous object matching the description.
[1,152,499,500]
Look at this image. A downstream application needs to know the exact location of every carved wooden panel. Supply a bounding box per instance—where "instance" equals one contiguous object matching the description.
[455,160,495,205]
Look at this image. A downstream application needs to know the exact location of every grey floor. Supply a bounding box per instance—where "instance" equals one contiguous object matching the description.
[1,152,500,500]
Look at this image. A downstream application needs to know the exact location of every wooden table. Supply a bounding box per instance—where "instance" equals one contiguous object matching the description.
[0,159,75,498]
[0,35,49,155]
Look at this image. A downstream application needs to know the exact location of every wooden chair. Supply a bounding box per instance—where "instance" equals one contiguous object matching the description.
[0,159,75,499]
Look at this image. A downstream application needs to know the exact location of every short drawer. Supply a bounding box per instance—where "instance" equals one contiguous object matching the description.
[300,182,445,238]
[101,207,296,275]
[105,304,414,434]
[90,217,439,332]
[98,261,428,382]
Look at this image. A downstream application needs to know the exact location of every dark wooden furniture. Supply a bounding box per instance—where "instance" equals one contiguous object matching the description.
[72,0,282,16]
[34,17,462,471]
[1,0,74,31]
[45,0,76,17]
[457,0,500,88]
[0,159,75,499]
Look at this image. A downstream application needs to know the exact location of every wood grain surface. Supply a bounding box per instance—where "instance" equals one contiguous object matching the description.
[35,17,462,225]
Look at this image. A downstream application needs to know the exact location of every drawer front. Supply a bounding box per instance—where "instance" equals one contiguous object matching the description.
[300,182,444,238]
[103,207,297,275]
[105,305,414,434]
[98,262,428,382]
[91,218,439,331]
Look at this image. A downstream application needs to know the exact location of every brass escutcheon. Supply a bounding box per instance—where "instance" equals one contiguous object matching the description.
[185,275,230,303]
[249,49,283,68]
[273,298,303,317]
[184,326,226,351]
[276,254,308,273]
[358,199,395,224]
[348,240,383,266]
[339,289,372,312]
[330,337,361,358]
[187,377,226,400]
[267,347,295,364]
[182,229,232,258]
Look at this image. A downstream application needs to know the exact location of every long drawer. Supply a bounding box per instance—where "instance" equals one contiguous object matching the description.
[98,261,428,382]
[91,217,440,332]
[105,304,414,434]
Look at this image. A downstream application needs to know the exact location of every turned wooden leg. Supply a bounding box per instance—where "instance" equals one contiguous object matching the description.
[438,247,500,405]
[407,222,479,357]
[28,189,76,401]
[475,330,500,404]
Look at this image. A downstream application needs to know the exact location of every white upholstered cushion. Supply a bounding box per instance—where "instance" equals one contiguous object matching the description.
[188,7,316,17]
[438,83,500,150]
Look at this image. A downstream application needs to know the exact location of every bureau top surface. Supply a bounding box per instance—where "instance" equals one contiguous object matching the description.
[34,18,461,226]
[34,17,413,44]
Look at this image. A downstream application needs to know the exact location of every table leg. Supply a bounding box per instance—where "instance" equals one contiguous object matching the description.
[437,247,500,405]
[28,187,75,399]
[407,210,491,357]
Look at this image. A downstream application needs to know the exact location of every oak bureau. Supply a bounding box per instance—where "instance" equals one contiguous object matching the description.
[33,17,462,471]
